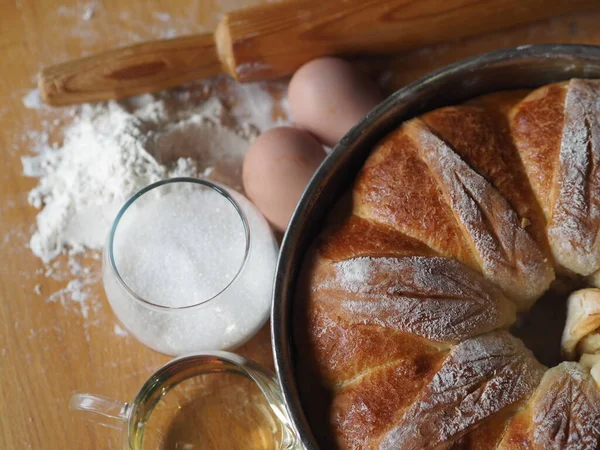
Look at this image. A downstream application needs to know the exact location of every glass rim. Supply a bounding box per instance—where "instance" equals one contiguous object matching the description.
[107,177,251,311]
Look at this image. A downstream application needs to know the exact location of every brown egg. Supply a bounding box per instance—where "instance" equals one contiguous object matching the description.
[288,57,383,147]
[243,127,326,232]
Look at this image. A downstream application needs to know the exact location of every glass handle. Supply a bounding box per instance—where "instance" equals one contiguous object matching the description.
[277,416,304,450]
[247,370,304,450]
[270,398,305,450]
[70,393,130,430]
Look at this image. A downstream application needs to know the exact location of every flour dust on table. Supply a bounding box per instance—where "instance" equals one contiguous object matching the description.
[23,95,247,263]
[20,78,289,324]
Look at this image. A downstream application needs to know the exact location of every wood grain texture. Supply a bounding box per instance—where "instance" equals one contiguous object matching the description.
[1,0,600,449]
[220,0,600,81]
[39,0,599,105]
[40,33,221,105]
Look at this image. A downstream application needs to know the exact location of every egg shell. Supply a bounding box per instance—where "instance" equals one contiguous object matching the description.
[288,57,383,147]
[243,127,326,232]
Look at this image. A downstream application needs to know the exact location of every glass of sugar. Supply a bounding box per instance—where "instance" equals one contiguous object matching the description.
[102,177,278,355]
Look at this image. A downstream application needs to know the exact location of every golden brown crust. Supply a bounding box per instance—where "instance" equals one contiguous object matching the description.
[465,90,530,115]
[307,255,516,344]
[294,248,449,449]
[498,363,600,450]
[354,129,479,270]
[494,403,533,450]
[330,354,445,449]
[318,215,437,261]
[448,409,517,450]
[404,118,553,306]
[377,332,544,450]
[511,80,600,276]
[421,104,549,259]
[510,82,568,220]
[546,79,600,276]
[295,80,600,450]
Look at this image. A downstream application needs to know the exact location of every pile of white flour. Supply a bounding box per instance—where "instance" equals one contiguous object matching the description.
[22,82,283,264]
[18,76,288,330]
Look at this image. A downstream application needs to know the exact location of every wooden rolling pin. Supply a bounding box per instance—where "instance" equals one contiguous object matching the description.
[39,0,599,105]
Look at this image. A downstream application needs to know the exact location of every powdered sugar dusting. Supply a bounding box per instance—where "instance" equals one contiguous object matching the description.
[405,119,553,306]
[301,78,600,450]
[315,256,516,343]
[380,332,544,450]
[548,79,600,275]
[531,363,600,449]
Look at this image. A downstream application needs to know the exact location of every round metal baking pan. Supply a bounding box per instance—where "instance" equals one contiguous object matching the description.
[271,44,600,449]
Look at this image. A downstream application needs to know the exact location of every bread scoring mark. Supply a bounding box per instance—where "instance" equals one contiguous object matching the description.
[422,103,549,258]
[531,363,600,449]
[316,256,516,343]
[404,119,553,307]
[379,332,545,450]
[353,129,480,270]
[330,353,445,450]
[509,83,568,223]
[548,79,600,275]
[295,82,600,450]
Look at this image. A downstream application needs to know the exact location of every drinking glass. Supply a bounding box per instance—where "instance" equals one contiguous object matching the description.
[102,178,278,355]
[71,352,302,449]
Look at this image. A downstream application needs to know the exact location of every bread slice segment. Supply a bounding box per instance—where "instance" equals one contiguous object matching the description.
[378,332,544,450]
[405,119,553,308]
[497,362,600,449]
[547,79,600,276]
[511,79,600,276]
[354,127,479,270]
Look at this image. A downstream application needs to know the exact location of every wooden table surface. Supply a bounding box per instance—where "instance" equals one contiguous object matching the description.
[1,1,600,449]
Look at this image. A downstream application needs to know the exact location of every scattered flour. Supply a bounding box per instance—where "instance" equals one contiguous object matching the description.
[82,3,95,21]
[25,103,182,262]
[113,324,129,337]
[22,89,42,110]
[23,92,260,264]
[21,76,290,323]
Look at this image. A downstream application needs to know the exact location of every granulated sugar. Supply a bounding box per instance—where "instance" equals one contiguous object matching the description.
[105,181,278,354]
[113,187,247,307]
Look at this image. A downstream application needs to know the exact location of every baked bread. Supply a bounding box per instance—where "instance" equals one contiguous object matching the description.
[295,79,600,449]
